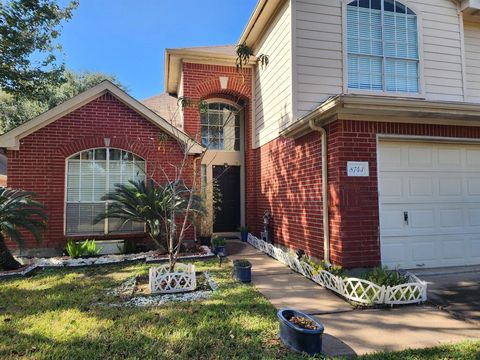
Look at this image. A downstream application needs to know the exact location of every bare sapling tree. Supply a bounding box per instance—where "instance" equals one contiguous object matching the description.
[102,44,268,271]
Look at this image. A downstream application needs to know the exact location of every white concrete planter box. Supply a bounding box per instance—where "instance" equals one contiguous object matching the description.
[247,234,427,306]
[149,263,197,294]
[86,240,125,255]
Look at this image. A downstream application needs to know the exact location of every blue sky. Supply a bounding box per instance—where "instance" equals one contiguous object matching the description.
[59,0,258,99]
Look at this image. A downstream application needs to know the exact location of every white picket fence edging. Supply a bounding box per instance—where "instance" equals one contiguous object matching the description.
[247,234,427,305]
[149,263,197,294]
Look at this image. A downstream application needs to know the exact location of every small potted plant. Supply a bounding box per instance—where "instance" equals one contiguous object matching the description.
[277,308,324,355]
[239,225,249,242]
[233,259,252,283]
[211,237,226,255]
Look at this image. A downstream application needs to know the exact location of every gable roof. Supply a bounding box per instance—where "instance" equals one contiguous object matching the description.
[164,45,242,94]
[141,92,182,129]
[168,45,236,57]
[0,81,204,154]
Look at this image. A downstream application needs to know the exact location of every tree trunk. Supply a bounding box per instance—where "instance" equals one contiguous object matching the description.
[0,235,22,271]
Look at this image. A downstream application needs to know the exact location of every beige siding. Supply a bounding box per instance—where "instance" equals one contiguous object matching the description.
[295,0,343,116]
[464,22,480,103]
[294,0,465,118]
[254,1,293,148]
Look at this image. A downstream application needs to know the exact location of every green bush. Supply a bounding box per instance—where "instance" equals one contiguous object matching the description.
[66,240,85,259]
[211,237,226,246]
[66,239,102,258]
[362,266,410,287]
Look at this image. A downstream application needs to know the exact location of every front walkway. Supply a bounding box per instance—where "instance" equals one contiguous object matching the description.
[227,240,480,358]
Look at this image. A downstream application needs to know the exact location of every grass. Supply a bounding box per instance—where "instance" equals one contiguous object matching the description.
[0,260,478,360]
[359,341,480,360]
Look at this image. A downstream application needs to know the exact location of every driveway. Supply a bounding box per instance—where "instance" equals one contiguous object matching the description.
[414,266,480,324]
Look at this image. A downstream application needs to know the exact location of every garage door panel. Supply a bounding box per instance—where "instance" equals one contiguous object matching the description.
[438,177,462,196]
[408,146,433,167]
[409,177,434,197]
[466,149,480,166]
[438,147,462,168]
[379,140,480,269]
[442,239,466,261]
[471,239,480,261]
[439,208,464,228]
[467,178,480,196]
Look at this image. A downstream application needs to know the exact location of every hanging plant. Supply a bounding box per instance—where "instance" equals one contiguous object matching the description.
[235,43,254,71]
[257,54,269,70]
[235,43,270,71]
[198,100,209,114]
[177,96,192,110]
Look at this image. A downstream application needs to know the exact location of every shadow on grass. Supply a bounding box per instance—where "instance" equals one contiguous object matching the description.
[0,261,321,360]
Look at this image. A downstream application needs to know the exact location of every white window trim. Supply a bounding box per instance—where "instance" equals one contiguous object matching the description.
[63,147,147,237]
[201,99,243,153]
[341,0,426,98]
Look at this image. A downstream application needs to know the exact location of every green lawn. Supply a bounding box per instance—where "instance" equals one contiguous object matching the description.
[0,260,478,360]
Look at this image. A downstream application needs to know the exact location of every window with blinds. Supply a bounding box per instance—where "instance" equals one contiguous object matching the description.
[347,0,419,93]
[66,148,146,235]
[201,103,240,151]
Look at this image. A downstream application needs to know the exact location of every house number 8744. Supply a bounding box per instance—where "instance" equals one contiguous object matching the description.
[347,161,369,177]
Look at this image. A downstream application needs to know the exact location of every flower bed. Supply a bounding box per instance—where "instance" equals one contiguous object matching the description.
[1,246,214,278]
[247,234,427,306]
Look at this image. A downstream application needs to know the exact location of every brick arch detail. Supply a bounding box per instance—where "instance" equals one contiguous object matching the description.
[195,76,250,101]
[57,136,157,162]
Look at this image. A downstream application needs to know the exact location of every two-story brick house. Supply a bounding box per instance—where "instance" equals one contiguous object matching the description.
[2,0,480,269]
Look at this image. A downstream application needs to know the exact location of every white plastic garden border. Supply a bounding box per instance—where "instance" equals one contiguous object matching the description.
[0,246,214,279]
[247,234,427,306]
[149,263,197,294]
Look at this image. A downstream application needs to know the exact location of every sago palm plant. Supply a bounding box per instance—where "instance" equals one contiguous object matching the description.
[0,188,47,271]
[99,179,205,268]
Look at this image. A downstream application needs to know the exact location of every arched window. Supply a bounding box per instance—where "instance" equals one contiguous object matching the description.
[347,0,419,93]
[201,102,240,151]
[66,148,146,235]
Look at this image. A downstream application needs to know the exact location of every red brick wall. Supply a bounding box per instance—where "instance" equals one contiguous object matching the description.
[328,119,480,268]
[181,62,256,228]
[182,63,252,138]
[251,118,480,269]
[6,93,195,252]
[250,132,325,259]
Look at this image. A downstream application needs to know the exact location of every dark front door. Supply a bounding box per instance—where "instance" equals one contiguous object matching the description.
[213,165,241,232]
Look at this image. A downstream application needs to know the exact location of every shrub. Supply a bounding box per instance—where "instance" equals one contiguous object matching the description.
[362,266,409,287]
[66,239,102,258]
[211,237,226,246]
[83,239,102,256]
[66,240,85,259]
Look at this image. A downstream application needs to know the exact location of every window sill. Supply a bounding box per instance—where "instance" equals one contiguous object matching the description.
[346,88,426,100]
[65,231,147,238]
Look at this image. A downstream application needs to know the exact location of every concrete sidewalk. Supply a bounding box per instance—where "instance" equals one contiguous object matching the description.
[227,241,480,358]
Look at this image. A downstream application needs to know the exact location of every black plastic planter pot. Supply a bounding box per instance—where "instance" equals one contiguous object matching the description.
[233,260,252,283]
[277,309,324,355]
[214,245,226,255]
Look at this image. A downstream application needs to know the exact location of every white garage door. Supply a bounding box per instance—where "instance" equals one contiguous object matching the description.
[378,140,480,269]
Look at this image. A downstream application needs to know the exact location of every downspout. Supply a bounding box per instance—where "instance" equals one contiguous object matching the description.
[309,119,330,264]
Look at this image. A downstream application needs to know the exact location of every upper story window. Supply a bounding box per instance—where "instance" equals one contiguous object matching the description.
[201,102,240,151]
[66,148,146,235]
[347,0,419,93]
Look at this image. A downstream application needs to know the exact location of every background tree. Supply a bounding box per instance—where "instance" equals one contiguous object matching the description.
[0,70,126,133]
[0,0,78,98]
[0,188,47,271]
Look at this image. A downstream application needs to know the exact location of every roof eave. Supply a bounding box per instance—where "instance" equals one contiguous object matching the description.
[0,80,204,155]
[281,95,480,139]
[164,48,255,94]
